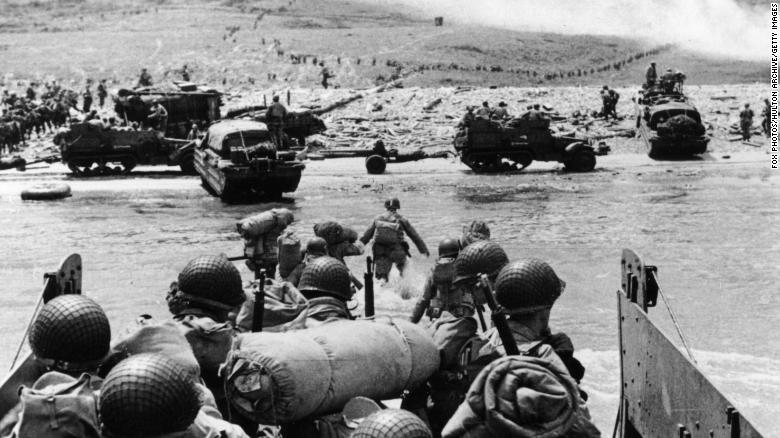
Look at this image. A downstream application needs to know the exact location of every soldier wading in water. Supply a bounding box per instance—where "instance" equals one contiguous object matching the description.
[360,198,429,283]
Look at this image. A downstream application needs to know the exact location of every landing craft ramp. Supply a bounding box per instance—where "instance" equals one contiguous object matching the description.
[617,249,763,438]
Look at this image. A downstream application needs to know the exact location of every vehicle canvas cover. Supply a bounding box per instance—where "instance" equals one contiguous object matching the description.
[647,101,702,129]
[204,120,270,156]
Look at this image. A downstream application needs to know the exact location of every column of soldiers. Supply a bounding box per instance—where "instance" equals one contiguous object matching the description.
[0,198,600,438]
[1,83,77,154]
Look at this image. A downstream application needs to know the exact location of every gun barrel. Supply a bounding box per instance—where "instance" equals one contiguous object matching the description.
[479,274,520,356]
[251,269,266,332]
[364,257,374,317]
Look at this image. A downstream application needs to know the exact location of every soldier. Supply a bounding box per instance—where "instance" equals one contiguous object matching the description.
[148,101,168,132]
[320,62,332,89]
[460,220,490,247]
[97,79,108,107]
[457,106,475,128]
[763,98,771,137]
[360,198,429,282]
[410,238,462,323]
[82,83,93,113]
[352,409,432,438]
[522,103,545,121]
[491,101,509,120]
[474,101,491,119]
[187,123,200,140]
[420,240,509,435]
[25,84,35,101]
[266,95,287,149]
[237,208,295,276]
[740,103,754,141]
[645,62,657,87]
[281,236,328,286]
[0,295,110,436]
[660,68,676,93]
[479,259,587,387]
[182,64,191,81]
[600,86,612,118]
[100,354,248,438]
[294,256,355,327]
[137,67,153,87]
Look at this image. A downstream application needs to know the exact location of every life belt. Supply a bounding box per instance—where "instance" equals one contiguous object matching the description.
[20,183,72,201]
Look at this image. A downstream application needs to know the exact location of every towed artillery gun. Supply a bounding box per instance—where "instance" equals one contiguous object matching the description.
[453,116,597,173]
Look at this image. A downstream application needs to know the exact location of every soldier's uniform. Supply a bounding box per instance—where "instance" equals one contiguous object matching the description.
[137,69,153,87]
[266,96,287,149]
[645,63,657,87]
[740,104,754,140]
[148,103,168,132]
[360,198,429,281]
[82,87,93,113]
[491,102,509,120]
[763,99,771,137]
[474,102,491,119]
[97,81,107,107]
[410,239,467,323]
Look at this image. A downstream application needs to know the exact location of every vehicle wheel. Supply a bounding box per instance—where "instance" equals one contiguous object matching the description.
[68,161,94,177]
[564,151,596,172]
[121,157,137,174]
[365,155,387,174]
[179,153,196,175]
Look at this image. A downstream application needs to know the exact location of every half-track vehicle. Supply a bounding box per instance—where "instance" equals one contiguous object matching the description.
[194,120,305,200]
[453,116,596,172]
[112,82,221,139]
[636,76,709,158]
[54,121,196,176]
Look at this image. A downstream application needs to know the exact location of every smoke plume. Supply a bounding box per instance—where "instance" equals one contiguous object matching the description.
[369,0,764,60]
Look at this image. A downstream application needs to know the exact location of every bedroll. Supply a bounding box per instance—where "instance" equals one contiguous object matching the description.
[225,318,440,424]
[277,231,302,278]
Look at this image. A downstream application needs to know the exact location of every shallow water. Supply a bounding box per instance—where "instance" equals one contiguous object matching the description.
[0,154,778,434]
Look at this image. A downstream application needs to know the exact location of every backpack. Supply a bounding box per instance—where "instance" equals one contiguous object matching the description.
[11,372,100,438]
[374,218,403,245]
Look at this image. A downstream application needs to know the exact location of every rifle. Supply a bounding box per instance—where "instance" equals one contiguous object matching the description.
[478,274,519,355]
[251,269,266,332]
[364,257,374,317]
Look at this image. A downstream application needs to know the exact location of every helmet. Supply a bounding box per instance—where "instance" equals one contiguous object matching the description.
[176,255,245,309]
[494,259,565,314]
[351,409,432,438]
[437,238,460,258]
[461,220,490,246]
[384,198,400,210]
[306,236,328,256]
[29,295,110,369]
[100,353,201,437]
[297,256,352,300]
[453,240,508,284]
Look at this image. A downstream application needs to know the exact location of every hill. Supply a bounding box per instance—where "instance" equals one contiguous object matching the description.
[0,0,767,90]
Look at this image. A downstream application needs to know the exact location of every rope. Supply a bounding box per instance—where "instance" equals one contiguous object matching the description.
[650,270,697,364]
[10,293,44,371]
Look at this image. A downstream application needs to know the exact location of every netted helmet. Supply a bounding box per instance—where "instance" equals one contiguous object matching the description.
[176,255,245,309]
[306,237,328,256]
[352,409,432,438]
[453,240,509,284]
[437,238,460,258]
[494,259,565,314]
[100,353,201,437]
[297,256,352,300]
[29,294,110,369]
[384,198,400,210]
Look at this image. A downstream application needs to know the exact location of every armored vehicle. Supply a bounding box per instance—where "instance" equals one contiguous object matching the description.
[453,117,596,173]
[54,121,196,175]
[636,81,709,158]
[112,82,221,139]
[194,120,305,200]
[225,106,327,146]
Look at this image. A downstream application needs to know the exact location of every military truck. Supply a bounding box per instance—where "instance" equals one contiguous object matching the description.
[636,79,709,158]
[194,120,305,200]
[453,116,596,173]
[112,82,222,139]
[54,121,196,176]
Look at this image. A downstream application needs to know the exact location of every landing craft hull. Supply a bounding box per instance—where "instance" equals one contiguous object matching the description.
[617,249,764,437]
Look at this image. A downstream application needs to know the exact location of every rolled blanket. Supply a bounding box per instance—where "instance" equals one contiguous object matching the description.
[442,350,599,438]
